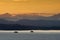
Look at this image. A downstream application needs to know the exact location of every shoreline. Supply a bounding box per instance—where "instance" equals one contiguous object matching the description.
[0,30,60,33]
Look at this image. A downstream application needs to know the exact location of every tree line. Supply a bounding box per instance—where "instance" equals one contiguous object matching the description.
[0,24,60,30]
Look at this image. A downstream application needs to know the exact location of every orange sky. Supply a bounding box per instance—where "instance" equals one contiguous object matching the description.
[0,0,60,16]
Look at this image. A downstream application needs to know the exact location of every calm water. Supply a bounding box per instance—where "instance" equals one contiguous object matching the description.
[0,32,60,40]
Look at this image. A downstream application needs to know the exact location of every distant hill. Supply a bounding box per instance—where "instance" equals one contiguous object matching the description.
[0,13,60,21]
[0,13,60,26]
[15,19,60,26]
[0,18,60,26]
[0,19,14,24]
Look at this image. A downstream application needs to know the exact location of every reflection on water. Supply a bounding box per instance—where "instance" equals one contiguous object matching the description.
[0,31,60,40]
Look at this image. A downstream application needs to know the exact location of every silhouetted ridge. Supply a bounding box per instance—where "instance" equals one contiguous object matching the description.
[0,24,60,30]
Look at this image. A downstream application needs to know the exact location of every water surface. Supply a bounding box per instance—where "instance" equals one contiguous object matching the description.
[0,32,60,40]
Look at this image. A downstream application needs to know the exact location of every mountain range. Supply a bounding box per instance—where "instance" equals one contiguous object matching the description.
[0,13,60,26]
[0,13,60,21]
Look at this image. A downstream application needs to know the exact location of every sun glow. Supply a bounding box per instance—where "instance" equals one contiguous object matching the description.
[0,0,60,16]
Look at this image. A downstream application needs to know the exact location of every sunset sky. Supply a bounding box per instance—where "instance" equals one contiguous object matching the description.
[0,0,60,16]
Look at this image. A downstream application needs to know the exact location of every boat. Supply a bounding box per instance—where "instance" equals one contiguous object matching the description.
[30,30,34,32]
[14,31,18,33]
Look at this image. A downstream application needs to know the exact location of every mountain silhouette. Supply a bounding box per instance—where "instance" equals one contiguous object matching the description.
[0,13,60,26]
[47,14,60,20]
[15,19,60,26]
[0,13,60,21]
[0,13,12,19]
[15,13,60,20]
[0,19,14,24]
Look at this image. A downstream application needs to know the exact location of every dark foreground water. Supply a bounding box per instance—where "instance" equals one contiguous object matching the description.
[0,32,60,40]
